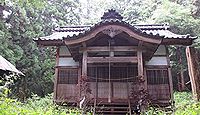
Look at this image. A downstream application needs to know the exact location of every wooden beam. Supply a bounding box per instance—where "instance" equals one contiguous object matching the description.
[36,40,64,46]
[80,46,141,52]
[87,57,138,63]
[186,46,200,100]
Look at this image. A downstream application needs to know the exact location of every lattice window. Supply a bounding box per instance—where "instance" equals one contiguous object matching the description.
[87,65,138,82]
[147,69,169,85]
[127,66,138,82]
[58,68,78,84]
[98,67,109,82]
[87,67,97,82]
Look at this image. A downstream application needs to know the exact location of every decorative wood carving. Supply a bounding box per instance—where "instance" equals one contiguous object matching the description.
[78,75,91,110]
[130,75,148,113]
[101,9,123,21]
[102,27,122,38]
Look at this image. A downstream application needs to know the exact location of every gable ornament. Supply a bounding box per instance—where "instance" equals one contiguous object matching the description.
[102,27,122,38]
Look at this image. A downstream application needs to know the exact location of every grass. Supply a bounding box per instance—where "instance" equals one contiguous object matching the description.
[0,94,84,115]
[174,92,200,115]
[0,92,200,115]
[146,92,200,115]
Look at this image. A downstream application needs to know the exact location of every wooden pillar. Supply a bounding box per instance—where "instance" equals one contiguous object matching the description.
[108,48,114,103]
[168,68,174,102]
[143,67,148,91]
[186,46,200,100]
[53,47,59,101]
[137,41,143,77]
[82,45,87,76]
[137,48,147,112]
[81,43,88,98]
[78,63,82,99]
[166,46,174,103]
[137,50,147,92]
[137,51,144,77]
[137,41,147,95]
[94,67,98,107]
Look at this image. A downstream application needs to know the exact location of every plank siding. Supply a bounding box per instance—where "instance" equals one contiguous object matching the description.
[59,46,71,56]
[148,84,170,100]
[89,82,132,101]
[56,84,77,102]
[154,45,167,55]
[113,82,128,99]
[98,82,109,98]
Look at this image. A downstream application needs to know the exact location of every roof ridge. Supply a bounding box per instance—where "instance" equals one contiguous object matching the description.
[134,24,170,30]
[58,25,92,28]
[133,24,168,26]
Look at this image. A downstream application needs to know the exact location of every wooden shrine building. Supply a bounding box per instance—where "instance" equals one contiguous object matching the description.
[34,9,196,114]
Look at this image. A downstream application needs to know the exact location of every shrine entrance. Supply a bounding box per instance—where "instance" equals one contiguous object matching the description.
[88,63,138,103]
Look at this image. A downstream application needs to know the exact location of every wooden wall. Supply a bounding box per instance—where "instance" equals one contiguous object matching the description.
[146,45,168,66]
[58,46,79,66]
[54,46,79,103]
[145,45,172,103]
[54,45,172,106]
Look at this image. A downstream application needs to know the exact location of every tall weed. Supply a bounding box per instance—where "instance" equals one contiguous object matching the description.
[1,92,200,115]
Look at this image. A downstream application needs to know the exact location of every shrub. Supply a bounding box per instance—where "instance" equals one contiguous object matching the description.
[0,94,82,115]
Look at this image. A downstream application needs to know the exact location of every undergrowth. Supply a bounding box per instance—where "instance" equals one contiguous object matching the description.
[0,92,200,115]
[0,94,88,115]
[146,92,200,115]
[174,92,200,115]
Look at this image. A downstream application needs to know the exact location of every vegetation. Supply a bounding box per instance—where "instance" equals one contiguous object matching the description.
[0,94,82,115]
[146,92,200,115]
[0,92,200,115]
[174,92,200,114]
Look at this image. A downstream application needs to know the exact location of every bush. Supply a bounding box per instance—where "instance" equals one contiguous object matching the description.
[174,92,200,115]
[1,92,200,115]
[145,92,200,115]
[0,94,82,115]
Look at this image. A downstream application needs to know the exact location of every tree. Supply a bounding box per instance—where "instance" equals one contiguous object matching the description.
[192,0,200,17]
[0,0,81,97]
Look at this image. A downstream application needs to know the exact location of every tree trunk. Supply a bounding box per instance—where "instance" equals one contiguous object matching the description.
[186,46,200,101]
[177,46,185,91]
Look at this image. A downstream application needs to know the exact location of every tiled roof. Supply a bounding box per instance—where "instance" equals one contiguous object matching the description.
[0,55,24,75]
[36,22,195,41]
[34,9,196,45]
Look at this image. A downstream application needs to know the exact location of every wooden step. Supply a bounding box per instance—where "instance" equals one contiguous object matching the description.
[96,110,129,115]
[96,106,129,109]
[94,105,130,115]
